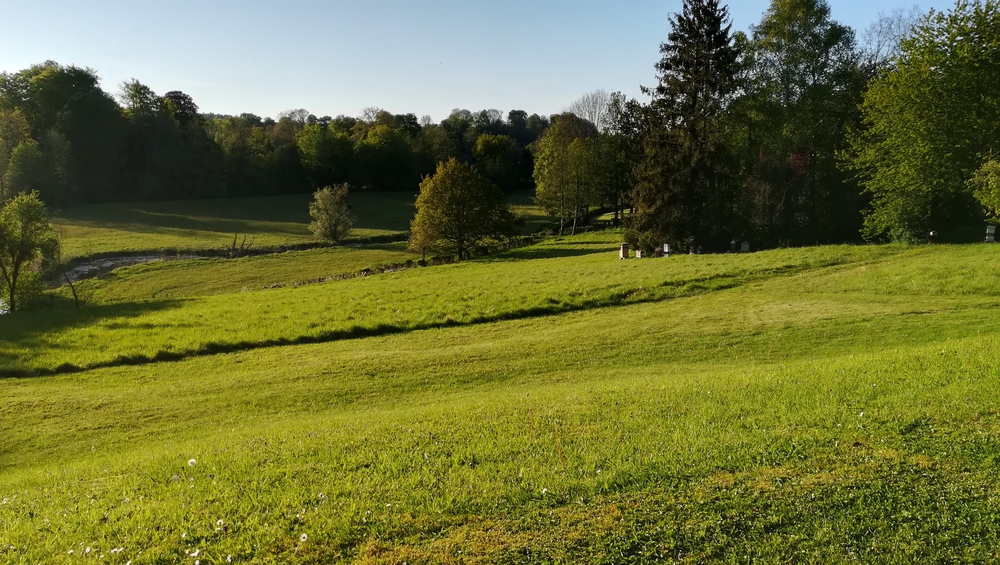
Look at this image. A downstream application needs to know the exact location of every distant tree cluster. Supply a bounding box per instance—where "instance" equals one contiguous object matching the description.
[0,62,553,206]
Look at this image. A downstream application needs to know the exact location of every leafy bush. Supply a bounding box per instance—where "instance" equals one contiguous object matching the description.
[309,184,354,244]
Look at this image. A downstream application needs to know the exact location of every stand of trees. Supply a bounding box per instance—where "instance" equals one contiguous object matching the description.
[0,62,553,206]
[617,0,998,251]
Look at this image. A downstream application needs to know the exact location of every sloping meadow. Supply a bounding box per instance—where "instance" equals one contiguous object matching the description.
[4,238,1000,562]
[0,233,898,376]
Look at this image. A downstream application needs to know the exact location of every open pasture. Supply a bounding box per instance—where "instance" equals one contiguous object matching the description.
[4,235,1000,562]
[2,232,899,376]
[51,192,547,262]
[50,193,413,261]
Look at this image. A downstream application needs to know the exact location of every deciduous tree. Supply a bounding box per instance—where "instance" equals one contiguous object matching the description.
[533,113,600,235]
[308,184,354,244]
[0,191,57,312]
[844,0,1000,241]
[409,159,517,259]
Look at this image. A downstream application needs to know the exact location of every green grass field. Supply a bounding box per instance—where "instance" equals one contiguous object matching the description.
[52,192,548,262]
[5,219,1000,562]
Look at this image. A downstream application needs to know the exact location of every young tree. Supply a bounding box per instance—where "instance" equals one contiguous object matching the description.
[409,159,517,259]
[309,184,354,244]
[629,0,739,251]
[0,191,57,313]
[533,113,600,235]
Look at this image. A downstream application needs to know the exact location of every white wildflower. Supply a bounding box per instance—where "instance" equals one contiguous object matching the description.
[188,458,197,467]
[300,533,308,542]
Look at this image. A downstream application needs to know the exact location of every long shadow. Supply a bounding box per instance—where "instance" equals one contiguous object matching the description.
[81,212,310,237]
[0,298,184,377]
[490,246,616,262]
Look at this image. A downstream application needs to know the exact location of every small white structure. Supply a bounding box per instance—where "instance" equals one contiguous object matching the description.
[988,225,996,243]
[635,249,643,259]
[619,243,630,260]
[741,241,750,253]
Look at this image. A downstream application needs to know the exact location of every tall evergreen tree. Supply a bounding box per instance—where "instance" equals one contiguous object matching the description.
[628,0,739,251]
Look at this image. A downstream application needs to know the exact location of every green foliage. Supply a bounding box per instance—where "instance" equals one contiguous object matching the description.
[738,0,866,244]
[0,108,30,197]
[533,113,600,235]
[844,0,1000,241]
[308,184,354,244]
[629,0,740,251]
[2,140,54,199]
[296,123,354,189]
[0,191,57,312]
[472,132,522,192]
[969,159,1000,222]
[410,159,517,259]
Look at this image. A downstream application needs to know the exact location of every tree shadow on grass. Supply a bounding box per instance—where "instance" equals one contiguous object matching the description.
[0,297,184,378]
[490,244,617,262]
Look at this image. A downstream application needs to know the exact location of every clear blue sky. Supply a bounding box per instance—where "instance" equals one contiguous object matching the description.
[0,0,949,122]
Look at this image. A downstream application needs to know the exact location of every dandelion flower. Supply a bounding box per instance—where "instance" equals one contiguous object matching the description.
[300,533,308,542]
[188,458,197,467]
[217,519,224,526]
[85,546,92,554]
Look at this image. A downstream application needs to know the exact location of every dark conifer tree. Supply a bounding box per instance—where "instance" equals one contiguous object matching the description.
[628,0,739,251]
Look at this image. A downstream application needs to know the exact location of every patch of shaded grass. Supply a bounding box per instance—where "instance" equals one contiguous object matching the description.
[65,243,417,302]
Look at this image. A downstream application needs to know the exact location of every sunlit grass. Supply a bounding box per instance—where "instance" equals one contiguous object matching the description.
[64,243,417,302]
[1,232,898,375]
[8,215,1000,561]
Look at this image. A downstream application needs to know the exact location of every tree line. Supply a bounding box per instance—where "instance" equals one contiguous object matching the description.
[0,64,553,205]
[2,0,998,255]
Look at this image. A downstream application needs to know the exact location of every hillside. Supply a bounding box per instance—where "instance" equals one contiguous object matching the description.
[4,224,1000,562]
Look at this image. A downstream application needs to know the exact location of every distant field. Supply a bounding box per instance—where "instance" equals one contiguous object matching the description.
[51,193,410,261]
[5,235,1000,561]
[52,192,548,261]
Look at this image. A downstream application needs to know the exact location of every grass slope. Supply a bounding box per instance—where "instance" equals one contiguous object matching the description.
[65,243,417,302]
[3,239,1000,562]
[1,233,897,375]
